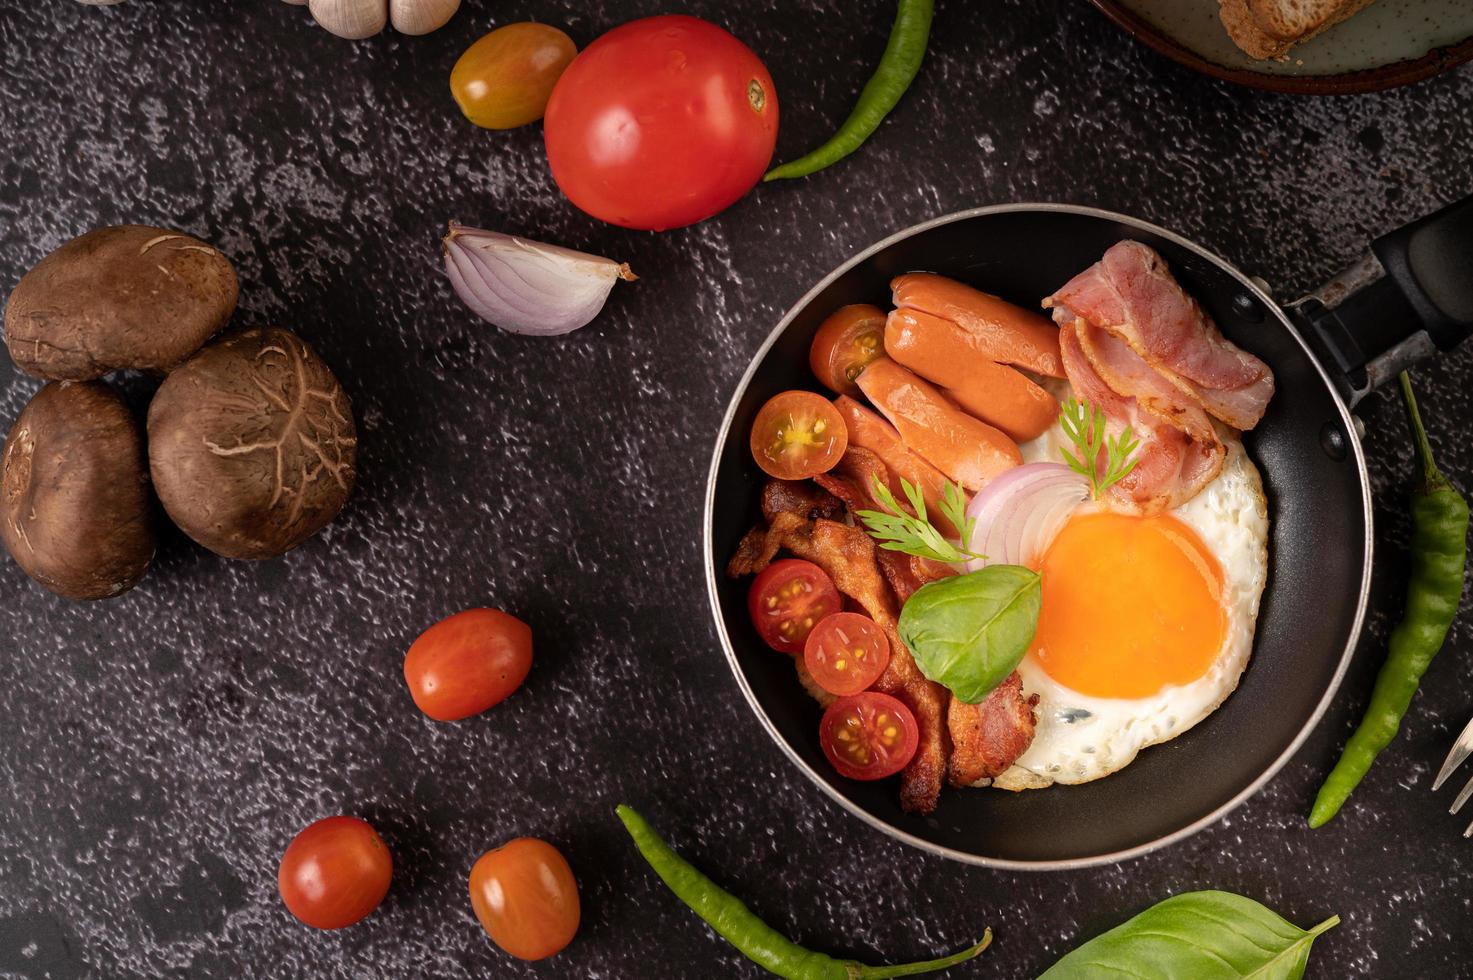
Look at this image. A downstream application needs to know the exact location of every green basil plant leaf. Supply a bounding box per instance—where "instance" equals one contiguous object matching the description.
[897,565,1040,703]
[1039,890,1340,980]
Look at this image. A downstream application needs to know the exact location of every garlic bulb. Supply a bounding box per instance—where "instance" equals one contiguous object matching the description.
[390,0,459,35]
[308,0,384,38]
[306,0,458,39]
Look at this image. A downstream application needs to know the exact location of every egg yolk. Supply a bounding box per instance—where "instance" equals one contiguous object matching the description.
[1029,511,1226,699]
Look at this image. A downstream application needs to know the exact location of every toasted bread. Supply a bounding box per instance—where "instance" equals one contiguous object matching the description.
[1219,0,1379,59]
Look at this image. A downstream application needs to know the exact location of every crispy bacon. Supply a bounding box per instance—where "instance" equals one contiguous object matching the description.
[1045,240,1275,430]
[947,673,1039,787]
[877,549,955,604]
[813,446,895,516]
[1059,321,1222,513]
[761,480,845,525]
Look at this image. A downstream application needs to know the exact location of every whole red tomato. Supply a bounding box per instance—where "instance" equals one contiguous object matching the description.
[278,816,392,930]
[404,608,533,722]
[543,14,778,231]
[469,838,580,961]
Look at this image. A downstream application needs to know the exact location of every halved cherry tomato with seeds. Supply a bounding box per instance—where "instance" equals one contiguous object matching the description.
[749,391,847,481]
[819,692,919,781]
[810,304,886,396]
[748,559,842,654]
[804,612,890,696]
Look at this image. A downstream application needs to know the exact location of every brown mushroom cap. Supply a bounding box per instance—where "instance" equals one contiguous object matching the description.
[4,225,238,380]
[1,381,156,600]
[147,326,357,560]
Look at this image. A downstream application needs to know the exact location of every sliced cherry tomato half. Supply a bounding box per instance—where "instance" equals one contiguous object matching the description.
[804,612,890,696]
[819,692,919,781]
[809,304,886,396]
[749,391,848,480]
[748,559,842,654]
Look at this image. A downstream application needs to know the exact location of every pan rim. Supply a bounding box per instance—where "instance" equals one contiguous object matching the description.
[702,202,1373,870]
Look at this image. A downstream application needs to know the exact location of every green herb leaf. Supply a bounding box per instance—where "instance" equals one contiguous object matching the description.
[1059,397,1140,500]
[1039,890,1340,980]
[896,566,1040,703]
[855,476,983,565]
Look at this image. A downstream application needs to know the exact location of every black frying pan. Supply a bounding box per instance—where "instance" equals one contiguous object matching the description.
[703,199,1473,869]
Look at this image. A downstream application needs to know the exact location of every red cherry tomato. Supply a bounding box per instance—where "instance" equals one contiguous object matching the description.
[278,816,392,930]
[809,305,887,396]
[404,608,533,722]
[543,15,778,230]
[749,390,848,481]
[469,838,581,961]
[804,613,890,696]
[747,559,842,654]
[819,692,919,781]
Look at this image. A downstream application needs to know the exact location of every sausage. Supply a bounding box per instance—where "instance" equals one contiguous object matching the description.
[892,272,1064,378]
[855,358,1022,492]
[885,308,1060,442]
[832,395,957,535]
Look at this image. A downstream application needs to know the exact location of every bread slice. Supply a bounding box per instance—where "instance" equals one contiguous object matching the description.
[1219,0,1379,59]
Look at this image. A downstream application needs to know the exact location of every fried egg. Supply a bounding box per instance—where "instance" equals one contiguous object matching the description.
[982,422,1268,790]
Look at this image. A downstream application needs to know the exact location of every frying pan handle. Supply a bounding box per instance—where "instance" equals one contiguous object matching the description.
[1295,194,1473,408]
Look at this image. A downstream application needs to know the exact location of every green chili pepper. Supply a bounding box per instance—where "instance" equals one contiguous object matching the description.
[1308,371,1469,828]
[764,0,935,182]
[616,805,990,979]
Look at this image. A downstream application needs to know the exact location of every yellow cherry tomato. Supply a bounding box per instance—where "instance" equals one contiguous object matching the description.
[451,23,578,130]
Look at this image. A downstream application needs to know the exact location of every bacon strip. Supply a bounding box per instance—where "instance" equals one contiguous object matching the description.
[1058,321,1222,514]
[1075,320,1221,452]
[1045,241,1274,430]
[947,673,1039,787]
[813,446,895,517]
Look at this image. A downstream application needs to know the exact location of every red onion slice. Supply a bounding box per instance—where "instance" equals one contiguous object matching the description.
[964,463,1088,571]
[442,222,635,336]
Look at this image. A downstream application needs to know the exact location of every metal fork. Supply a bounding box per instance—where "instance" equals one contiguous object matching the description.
[1434,715,1473,836]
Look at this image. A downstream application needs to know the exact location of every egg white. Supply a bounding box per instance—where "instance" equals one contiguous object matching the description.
[982,413,1269,791]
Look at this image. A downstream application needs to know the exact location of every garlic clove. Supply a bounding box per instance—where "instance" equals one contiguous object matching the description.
[308,0,387,39]
[389,0,460,36]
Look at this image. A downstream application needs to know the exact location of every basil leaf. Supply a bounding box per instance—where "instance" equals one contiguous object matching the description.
[1040,890,1340,980]
[897,566,1040,703]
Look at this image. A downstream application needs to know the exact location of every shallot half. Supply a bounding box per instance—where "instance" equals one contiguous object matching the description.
[443,223,635,337]
[964,463,1088,571]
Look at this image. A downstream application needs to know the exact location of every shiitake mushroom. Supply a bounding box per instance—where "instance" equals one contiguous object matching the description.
[147,326,357,560]
[4,225,238,380]
[1,381,155,600]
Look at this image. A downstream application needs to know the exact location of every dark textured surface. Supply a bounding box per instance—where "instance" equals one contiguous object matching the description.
[0,1,1470,977]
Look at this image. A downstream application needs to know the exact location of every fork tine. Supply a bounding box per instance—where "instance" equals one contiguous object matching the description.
[1451,773,1473,816]
[1433,715,1473,791]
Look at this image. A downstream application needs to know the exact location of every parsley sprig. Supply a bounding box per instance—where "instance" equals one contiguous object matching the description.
[855,476,984,564]
[1059,397,1141,499]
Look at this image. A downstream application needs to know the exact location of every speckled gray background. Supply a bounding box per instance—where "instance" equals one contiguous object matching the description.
[0,1,1470,977]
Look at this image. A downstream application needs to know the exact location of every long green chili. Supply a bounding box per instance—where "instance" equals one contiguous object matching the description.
[764,0,935,182]
[616,805,989,979]
[1308,371,1469,827]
